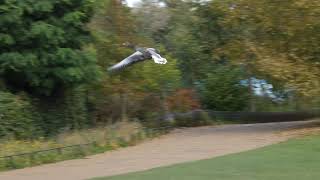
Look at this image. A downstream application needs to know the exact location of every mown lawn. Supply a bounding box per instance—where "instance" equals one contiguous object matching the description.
[92,135,320,180]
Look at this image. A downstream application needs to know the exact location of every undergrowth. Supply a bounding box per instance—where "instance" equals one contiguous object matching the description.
[0,121,168,171]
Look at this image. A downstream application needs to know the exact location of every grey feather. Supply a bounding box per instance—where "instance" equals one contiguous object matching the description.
[107,47,167,73]
[107,51,150,72]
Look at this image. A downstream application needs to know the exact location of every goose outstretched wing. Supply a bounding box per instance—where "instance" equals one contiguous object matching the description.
[107,51,147,72]
[147,48,167,64]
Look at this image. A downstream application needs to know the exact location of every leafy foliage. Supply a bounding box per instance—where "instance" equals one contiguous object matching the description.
[34,87,91,136]
[197,66,250,111]
[0,91,41,139]
[0,0,319,141]
[174,110,211,127]
[0,0,101,96]
[89,0,182,123]
[166,89,201,112]
[208,0,320,97]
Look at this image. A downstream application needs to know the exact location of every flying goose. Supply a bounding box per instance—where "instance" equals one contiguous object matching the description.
[107,47,167,72]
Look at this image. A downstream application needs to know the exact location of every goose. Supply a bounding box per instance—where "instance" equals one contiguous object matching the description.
[107,47,167,72]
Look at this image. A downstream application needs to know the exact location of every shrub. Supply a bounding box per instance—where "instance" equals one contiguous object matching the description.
[0,91,41,139]
[174,110,212,127]
[167,89,201,113]
[34,87,91,136]
[197,66,250,111]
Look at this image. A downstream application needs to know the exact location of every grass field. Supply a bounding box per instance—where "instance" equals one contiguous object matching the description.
[92,135,320,180]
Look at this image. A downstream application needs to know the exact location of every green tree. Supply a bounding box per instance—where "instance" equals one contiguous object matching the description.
[139,51,181,115]
[163,0,320,109]
[90,0,147,122]
[198,66,250,111]
[0,0,101,96]
[164,1,207,86]
[0,91,41,139]
[134,0,170,44]
[89,0,184,124]
[210,0,320,97]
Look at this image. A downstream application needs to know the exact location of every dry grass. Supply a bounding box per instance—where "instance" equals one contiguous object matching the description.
[55,121,142,146]
[278,119,320,137]
[0,121,147,171]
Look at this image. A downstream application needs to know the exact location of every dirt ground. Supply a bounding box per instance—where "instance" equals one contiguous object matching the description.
[0,120,318,180]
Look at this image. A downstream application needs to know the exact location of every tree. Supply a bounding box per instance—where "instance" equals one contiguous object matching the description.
[0,0,102,137]
[133,0,170,44]
[197,65,250,111]
[139,51,182,115]
[0,0,101,96]
[89,0,185,124]
[90,0,151,122]
[209,0,320,97]
[163,1,208,86]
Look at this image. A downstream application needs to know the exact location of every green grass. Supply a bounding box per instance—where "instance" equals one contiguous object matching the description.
[92,135,320,180]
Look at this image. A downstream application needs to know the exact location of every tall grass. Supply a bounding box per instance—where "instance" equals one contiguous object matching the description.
[0,121,161,171]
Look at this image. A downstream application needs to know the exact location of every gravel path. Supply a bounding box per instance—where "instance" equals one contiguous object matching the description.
[0,120,317,180]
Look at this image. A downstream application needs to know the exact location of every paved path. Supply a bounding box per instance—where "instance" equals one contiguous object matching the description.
[0,120,317,180]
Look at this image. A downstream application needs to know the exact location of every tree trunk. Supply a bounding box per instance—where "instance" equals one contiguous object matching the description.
[120,92,128,121]
[161,90,169,113]
[161,89,174,122]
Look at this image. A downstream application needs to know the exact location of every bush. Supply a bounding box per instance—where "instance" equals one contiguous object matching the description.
[0,91,41,139]
[166,89,201,112]
[174,110,212,127]
[197,66,250,111]
[34,87,91,136]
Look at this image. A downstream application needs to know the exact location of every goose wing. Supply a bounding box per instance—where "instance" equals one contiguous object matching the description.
[147,48,167,64]
[107,51,147,72]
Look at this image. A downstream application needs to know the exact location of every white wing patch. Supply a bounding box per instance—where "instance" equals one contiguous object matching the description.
[151,54,167,64]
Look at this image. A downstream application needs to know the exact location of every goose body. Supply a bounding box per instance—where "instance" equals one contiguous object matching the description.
[107,48,167,72]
